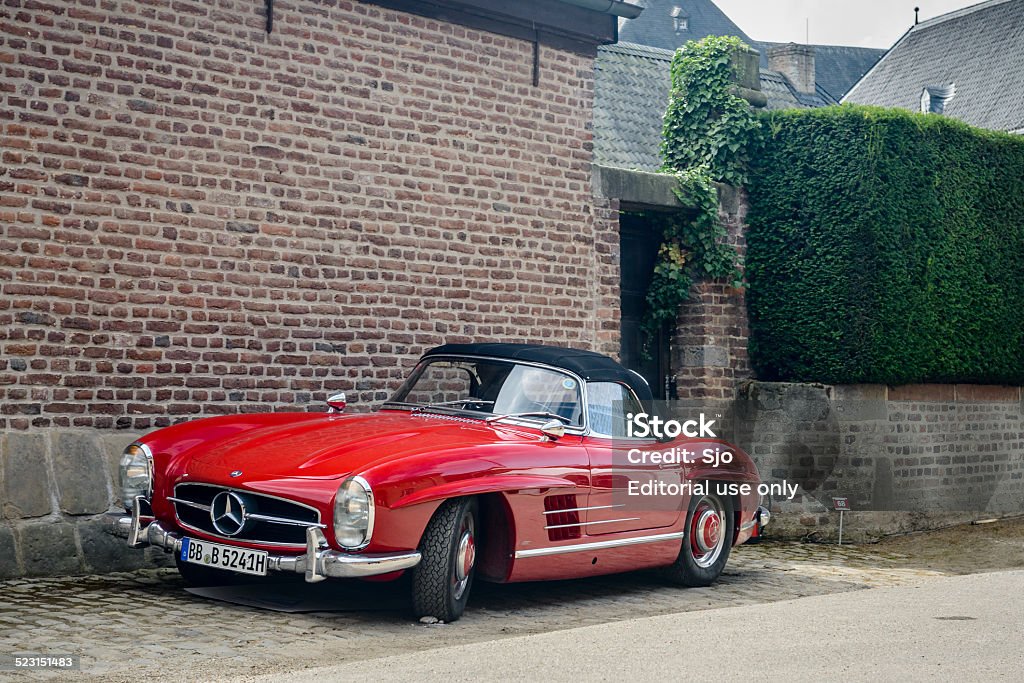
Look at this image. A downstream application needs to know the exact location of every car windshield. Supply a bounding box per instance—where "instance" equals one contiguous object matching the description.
[386,357,584,427]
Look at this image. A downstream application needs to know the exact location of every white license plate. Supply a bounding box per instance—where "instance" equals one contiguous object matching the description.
[180,537,269,576]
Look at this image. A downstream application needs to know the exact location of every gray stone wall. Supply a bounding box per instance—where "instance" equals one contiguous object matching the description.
[0,429,171,578]
[730,382,1024,541]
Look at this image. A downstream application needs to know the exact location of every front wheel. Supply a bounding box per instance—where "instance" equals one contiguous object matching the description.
[664,486,735,586]
[411,497,478,622]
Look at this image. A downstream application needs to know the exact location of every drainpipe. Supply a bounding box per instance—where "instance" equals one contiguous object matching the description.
[557,0,644,19]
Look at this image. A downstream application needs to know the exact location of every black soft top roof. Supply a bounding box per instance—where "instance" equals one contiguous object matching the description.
[422,343,654,402]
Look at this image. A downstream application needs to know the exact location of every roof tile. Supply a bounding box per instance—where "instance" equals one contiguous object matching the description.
[844,0,1024,132]
[595,43,834,170]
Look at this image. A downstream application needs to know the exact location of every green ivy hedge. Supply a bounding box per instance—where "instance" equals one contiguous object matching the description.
[745,105,1024,385]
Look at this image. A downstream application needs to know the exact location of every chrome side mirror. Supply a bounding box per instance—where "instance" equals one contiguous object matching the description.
[327,392,347,413]
[539,419,565,440]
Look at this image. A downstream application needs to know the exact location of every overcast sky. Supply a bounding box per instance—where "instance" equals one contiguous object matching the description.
[713,0,988,48]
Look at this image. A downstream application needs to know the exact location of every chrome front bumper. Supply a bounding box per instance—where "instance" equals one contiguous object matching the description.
[110,499,421,582]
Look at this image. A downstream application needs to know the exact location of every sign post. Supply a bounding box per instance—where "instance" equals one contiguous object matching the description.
[832,497,850,545]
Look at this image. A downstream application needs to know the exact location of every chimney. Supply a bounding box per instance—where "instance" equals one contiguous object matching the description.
[767,43,817,96]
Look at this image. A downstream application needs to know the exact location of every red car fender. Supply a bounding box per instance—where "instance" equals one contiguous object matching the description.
[389,474,576,510]
[366,475,573,570]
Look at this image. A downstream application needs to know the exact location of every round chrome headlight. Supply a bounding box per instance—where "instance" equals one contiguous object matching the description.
[333,477,374,550]
[119,442,153,510]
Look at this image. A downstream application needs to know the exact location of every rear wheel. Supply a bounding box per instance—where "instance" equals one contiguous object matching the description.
[411,497,478,622]
[664,486,735,586]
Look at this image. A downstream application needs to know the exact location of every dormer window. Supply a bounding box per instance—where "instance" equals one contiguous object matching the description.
[920,84,955,114]
[670,6,689,32]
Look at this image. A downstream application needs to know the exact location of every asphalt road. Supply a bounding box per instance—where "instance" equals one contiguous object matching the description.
[249,570,1024,683]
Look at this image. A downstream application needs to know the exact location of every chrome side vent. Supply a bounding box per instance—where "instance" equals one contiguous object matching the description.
[544,494,581,541]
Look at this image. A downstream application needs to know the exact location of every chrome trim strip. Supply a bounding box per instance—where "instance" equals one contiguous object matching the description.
[542,504,624,515]
[740,519,757,532]
[544,517,641,530]
[514,530,686,559]
[247,512,328,529]
[167,496,211,512]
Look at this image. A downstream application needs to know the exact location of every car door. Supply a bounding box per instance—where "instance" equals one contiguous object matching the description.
[583,381,684,535]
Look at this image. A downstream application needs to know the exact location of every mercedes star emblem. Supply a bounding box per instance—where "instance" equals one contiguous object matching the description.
[210,491,249,536]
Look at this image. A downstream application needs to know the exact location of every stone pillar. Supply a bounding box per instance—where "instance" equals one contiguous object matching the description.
[671,184,751,401]
[731,43,768,108]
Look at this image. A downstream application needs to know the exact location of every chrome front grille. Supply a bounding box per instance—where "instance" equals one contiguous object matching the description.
[171,483,322,547]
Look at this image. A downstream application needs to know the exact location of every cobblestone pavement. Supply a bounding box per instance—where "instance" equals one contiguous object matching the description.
[0,537,960,683]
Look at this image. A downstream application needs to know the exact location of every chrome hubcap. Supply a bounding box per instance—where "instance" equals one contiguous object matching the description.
[452,517,475,600]
[690,496,726,568]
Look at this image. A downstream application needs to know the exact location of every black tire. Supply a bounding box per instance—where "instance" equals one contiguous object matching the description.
[174,555,245,587]
[664,485,735,587]
[411,497,478,622]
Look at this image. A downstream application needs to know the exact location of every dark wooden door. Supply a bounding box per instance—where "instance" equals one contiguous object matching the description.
[619,213,670,400]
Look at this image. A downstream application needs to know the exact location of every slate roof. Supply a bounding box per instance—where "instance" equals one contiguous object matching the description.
[594,42,836,171]
[759,70,836,110]
[617,0,756,50]
[617,0,885,100]
[843,0,1024,133]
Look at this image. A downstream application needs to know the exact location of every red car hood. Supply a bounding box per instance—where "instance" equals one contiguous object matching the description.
[176,410,526,482]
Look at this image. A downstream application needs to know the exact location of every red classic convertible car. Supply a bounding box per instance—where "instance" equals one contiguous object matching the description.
[113,343,769,621]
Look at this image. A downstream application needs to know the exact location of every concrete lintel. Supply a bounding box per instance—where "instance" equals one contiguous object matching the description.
[594,165,741,213]
[592,165,691,209]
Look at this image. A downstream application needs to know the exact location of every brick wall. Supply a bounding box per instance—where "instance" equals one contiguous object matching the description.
[672,184,751,400]
[0,0,620,576]
[0,0,619,433]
